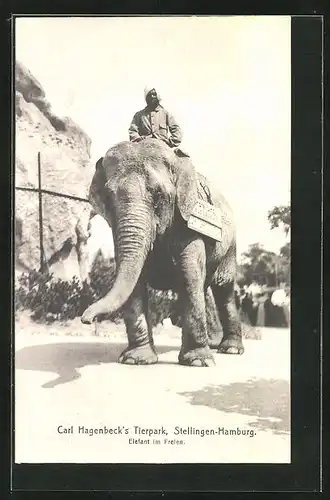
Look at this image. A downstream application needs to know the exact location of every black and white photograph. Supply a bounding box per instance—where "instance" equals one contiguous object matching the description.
[14,15,291,464]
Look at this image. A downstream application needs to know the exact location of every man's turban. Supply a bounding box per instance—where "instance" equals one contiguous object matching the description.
[144,86,161,101]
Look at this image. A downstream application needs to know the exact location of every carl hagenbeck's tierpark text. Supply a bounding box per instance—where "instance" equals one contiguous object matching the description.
[57,425,256,441]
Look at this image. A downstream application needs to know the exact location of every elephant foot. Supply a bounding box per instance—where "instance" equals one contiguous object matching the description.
[218,337,244,355]
[119,344,158,365]
[179,347,215,367]
[207,332,223,350]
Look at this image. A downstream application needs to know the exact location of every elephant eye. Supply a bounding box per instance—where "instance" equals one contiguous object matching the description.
[153,187,162,208]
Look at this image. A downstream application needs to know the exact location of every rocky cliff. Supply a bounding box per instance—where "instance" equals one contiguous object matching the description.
[15,61,94,280]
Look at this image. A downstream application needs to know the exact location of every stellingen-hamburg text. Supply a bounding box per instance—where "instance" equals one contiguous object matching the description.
[57,425,255,438]
[174,426,255,437]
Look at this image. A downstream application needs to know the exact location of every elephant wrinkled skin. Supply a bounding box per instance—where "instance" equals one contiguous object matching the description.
[81,139,244,366]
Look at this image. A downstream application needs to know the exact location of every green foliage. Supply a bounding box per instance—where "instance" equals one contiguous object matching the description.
[268,205,291,235]
[279,242,291,286]
[15,271,95,323]
[15,252,178,325]
[147,288,178,326]
[280,241,291,259]
[237,204,291,287]
[267,204,291,285]
[238,242,290,287]
[15,253,120,323]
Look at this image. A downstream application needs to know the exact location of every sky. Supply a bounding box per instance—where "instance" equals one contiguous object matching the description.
[16,16,291,257]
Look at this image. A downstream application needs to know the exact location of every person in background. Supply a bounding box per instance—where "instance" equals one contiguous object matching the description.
[282,293,290,327]
[251,294,259,326]
[271,286,289,327]
[129,86,183,149]
[264,292,273,327]
[271,287,287,308]
[241,292,254,325]
[234,289,241,311]
[256,292,267,327]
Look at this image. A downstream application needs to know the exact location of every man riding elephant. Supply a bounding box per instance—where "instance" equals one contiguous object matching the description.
[129,86,187,155]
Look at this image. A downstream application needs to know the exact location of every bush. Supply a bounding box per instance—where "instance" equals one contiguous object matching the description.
[15,253,178,325]
[15,271,94,323]
[147,288,178,327]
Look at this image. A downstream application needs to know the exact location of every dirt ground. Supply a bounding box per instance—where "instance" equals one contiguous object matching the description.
[14,312,290,464]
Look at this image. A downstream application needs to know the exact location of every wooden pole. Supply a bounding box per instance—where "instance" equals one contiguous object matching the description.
[37,151,44,271]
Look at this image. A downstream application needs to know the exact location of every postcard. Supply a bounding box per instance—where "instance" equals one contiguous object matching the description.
[14,15,291,465]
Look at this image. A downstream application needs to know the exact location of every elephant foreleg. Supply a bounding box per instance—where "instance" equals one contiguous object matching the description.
[118,283,158,365]
[176,238,215,367]
[212,282,244,355]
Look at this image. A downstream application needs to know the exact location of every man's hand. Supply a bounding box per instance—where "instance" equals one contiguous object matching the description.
[133,135,151,142]
[151,132,161,140]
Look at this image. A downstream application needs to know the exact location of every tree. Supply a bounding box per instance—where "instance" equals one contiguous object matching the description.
[278,242,291,285]
[268,205,291,236]
[237,242,291,288]
[239,243,279,287]
[280,241,290,259]
[237,205,291,288]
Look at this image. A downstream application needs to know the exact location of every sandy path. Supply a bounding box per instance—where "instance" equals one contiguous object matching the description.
[14,316,290,463]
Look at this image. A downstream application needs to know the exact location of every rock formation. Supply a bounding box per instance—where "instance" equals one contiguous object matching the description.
[15,61,95,280]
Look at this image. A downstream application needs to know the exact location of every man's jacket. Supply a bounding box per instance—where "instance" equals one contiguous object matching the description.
[129,105,182,147]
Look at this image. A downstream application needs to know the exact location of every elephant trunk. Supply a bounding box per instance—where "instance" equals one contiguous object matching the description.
[88,202,154,317]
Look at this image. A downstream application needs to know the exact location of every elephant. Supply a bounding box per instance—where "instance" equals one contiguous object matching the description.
[81,138,244,366]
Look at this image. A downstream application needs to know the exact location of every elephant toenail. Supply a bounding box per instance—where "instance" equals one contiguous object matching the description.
[191,359,203,367]
[124,357,136,364]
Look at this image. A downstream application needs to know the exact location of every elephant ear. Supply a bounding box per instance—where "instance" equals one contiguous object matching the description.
[88,157,112,226]
[175,160,199,221]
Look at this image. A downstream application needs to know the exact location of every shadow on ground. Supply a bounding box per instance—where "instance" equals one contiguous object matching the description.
[15,342,176,389]
[179,378,290,435]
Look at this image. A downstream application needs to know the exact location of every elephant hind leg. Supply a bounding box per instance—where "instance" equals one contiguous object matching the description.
[212,282,244,355]
[205,286,223,349]
[119,283,158,365]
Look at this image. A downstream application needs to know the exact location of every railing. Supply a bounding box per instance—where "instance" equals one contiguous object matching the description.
[15,151,90,270]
